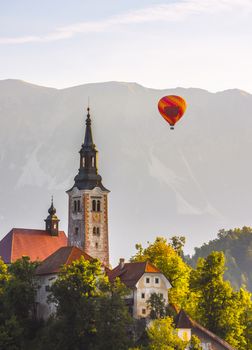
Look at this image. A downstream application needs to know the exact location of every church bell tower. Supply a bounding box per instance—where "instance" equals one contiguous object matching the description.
[67,108,110,266]
[45,197,60,236]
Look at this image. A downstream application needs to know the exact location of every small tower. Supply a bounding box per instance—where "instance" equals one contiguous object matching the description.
[45,197,60,236]
[67,108,110,266]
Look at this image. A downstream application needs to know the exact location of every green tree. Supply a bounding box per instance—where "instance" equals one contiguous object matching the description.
[0,316,23,350]
[190,251,252,350]
[95,278,133,350]
[0,257,9,317]
[45,257,132,350]
[147,293,166,319]
[6,256,39,322]
[189,335,202,350]
[131,237,191,307]
[0,257,39,350]
[0,260,23,350]
[244,308,252,350]
[170,236,186,257]
[188,226,252,291]
[0,257,9,288]
[147,317,186,350]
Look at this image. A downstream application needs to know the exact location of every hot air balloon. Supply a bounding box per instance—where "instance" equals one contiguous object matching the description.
[158,95,187,130]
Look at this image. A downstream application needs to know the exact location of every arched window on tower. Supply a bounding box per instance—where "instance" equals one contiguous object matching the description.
[74,200,77,212]
[82,157,85,167]
[93,227,96,235]
[97,200,101,212]
[91,156,95,167]
[77,200,81,212]
[97,227,100,236]
[92,200,96,212]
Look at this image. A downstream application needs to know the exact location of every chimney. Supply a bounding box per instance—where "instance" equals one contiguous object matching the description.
[119,258,125,269]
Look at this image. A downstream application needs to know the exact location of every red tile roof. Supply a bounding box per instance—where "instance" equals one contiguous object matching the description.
[108,261,160,288]
[175,310,236,350]
[0,228,67,263]
[36,246,94,275]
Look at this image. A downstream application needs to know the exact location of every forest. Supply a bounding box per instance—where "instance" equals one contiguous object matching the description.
[187,226,252,290]
[0,232,252,350]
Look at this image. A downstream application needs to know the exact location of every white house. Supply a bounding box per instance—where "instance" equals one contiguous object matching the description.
[108,259,171,318]
[36,250,171,320]
[36,246,94,319]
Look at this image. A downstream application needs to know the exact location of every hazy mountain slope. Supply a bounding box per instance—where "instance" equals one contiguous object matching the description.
[1,79,252,266]
[187,227,252,290]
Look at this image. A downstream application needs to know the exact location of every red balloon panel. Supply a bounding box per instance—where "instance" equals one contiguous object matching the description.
[158,95,187,127]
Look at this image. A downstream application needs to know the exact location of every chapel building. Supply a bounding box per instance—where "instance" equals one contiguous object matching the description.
[0,199,67,264]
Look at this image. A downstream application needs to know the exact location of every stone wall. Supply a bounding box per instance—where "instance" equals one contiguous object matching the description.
[36,274,57,319]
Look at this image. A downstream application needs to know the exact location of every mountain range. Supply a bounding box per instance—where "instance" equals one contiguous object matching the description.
[1,79,252,266]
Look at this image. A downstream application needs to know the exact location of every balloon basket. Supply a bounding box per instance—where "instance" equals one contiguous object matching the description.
[170,126,174,130]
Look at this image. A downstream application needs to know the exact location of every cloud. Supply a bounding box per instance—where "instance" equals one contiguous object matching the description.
[0,0,251,45]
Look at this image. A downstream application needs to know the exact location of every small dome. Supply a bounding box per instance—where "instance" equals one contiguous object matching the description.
[48,202,56,216]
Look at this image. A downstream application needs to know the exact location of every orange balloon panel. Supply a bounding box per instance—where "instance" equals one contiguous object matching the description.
[158,95,187,128]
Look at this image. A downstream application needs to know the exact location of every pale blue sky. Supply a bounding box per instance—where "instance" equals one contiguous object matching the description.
[1,0,252,92]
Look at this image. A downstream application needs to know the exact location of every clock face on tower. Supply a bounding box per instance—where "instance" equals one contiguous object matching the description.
[92,212,101,223]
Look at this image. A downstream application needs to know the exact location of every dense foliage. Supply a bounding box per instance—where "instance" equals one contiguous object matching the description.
[38,257,133,350]
[1,230,252,349]
[131,237,191,307]
[132,236,252,350]
[147,317,186,350]
[188,226,252,290]
[189,251,252,349]
[0,256,39,350]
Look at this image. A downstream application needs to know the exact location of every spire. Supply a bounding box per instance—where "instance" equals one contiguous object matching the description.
[69,107,109,192]
[83,107,95,148]
[48,196,56,216]
[45,196,60,236]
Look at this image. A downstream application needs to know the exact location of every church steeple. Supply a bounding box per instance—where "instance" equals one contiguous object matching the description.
[45,197,60,236]
[73,108,108,191]
[67,106,110,266]
[83,107,94,147]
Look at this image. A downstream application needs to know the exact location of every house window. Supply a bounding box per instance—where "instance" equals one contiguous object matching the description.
[141,293,145,299]
[155,277,159,284]
[77,200,81,212]
[142,308,146,315]
[146,277,150,284]
[92,200,96,212]
[97,200,101,212]
[45,285,50,292]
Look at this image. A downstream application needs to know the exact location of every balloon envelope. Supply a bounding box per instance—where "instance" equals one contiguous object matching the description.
[158,95,187,129]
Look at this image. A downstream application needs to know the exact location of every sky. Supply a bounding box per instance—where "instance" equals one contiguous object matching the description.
[1,0,252,92]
